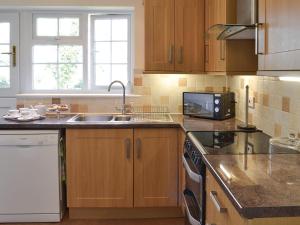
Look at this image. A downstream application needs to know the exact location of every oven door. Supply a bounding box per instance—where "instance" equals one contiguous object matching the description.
[182,152,205,225]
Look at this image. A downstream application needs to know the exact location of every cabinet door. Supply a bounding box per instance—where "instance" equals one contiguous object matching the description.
[175,0,205,72]
[257,0,266,70]
[134,128,178,207]
[214,0,227,71]
[145,0,175,71]
[66,129,133,208]
[206,170,247,225]
[205,0,226,72]
[263,0,300,70]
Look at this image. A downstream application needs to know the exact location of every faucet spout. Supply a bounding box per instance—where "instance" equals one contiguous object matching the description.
[108,80,126,115]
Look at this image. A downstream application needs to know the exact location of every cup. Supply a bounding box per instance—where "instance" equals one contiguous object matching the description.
[34,104,47,116]
[19,108,29,113]
[29,109,39,117]
[8,110,19,117]
[20,110,31,119]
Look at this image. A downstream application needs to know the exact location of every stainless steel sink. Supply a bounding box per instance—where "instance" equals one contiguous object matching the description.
[68,114,113,122]
[113,115,132,121]
[67,113,173,123]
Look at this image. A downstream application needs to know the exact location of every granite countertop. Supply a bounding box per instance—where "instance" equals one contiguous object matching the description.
[203,153,300,218]
[0,114,242,132]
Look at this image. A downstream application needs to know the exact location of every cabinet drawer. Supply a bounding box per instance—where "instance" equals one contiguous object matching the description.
[206,170,246,225]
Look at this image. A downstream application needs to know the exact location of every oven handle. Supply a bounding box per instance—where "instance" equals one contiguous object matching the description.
[182,154,201,183]
[182,193,201,225]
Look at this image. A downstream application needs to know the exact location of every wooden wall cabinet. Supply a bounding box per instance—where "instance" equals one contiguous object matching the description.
[145,0,205,73]
[205,0,258,74]
[66,128,178,209]
[258,0,300,71]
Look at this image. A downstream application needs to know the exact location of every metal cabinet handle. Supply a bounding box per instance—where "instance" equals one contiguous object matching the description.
[1,45,16,67]
[178,46,184,64]
[168,45,174,64]
[255,23,264,55]
[210,191,227,213]
[205,44,209,63]
[136,138,142,159]
[219,41,225,61]
[182,155,201,183]
[125,138,131,159]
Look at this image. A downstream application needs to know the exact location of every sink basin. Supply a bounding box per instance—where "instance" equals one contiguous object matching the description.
[113,115,132,121]
[67,113,172,123]
[68,115,113,122]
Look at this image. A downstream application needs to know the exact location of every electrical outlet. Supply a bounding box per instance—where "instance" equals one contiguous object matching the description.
[249,96,255,109]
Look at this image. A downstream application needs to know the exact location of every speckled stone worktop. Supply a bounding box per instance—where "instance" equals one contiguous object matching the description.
[0,114,242,132]
[203,153,300,218]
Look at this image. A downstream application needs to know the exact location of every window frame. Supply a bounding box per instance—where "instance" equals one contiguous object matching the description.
[32,13,84,41]
[19,9,133,94]
[90,14,132,90]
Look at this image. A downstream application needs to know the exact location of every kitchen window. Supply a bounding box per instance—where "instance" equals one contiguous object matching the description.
[91,15,131,88]
[19,10,133,94]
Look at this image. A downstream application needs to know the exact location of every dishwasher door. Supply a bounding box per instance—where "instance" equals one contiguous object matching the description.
[0,131,61,222]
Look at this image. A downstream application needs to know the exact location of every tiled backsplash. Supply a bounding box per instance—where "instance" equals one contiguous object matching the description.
[17,73,300,138]
[229,76,300,137]
[17,73,227,114]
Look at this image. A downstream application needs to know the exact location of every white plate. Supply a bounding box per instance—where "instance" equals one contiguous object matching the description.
[17,116,41,121]
[3,114,20,119]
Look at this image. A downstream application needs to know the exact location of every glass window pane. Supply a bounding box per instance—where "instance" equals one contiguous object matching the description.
[36,18,58,36]
[112,64,128,84]
[112,19,128,41]
[33,64,58,90]
[95,64,111,86]
[59,18,79,36]
[33,45,58,63]
[95,42,111,63]
[0,67,10,88]
[58,64,83,89]
[0,23,10,43]
[0,45,10,66]
[59,45,83,63]
[94,19,111,41]
[112,42,127,63]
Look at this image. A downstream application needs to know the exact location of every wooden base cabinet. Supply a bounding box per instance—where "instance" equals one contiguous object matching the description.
[134,129,178,207]
[66,128,179,210]
[66,129,134,208]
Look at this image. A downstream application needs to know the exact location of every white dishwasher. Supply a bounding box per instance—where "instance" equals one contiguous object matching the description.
[0,130,65,222]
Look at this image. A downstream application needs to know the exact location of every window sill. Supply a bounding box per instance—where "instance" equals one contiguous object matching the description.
[16,93,141,98]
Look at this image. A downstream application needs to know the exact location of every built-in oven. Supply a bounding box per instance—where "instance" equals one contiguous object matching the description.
[182,137,206,225]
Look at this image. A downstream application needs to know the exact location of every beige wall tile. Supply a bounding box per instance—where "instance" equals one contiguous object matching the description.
[178,78,188,87]
[282,96,290,112]
[274,123,282,137]
[262,94,269,107]
[205,86,214,92]
[160,96,170,105]
[134,77,143,86]
[52,98,61,104]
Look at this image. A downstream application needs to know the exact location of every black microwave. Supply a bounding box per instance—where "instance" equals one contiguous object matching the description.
[183,92,235,120]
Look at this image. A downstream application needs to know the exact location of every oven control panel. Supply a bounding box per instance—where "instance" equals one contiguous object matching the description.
[184,138,204,171]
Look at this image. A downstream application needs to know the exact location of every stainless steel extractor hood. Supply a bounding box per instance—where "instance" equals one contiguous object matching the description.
[207,0,258,40]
